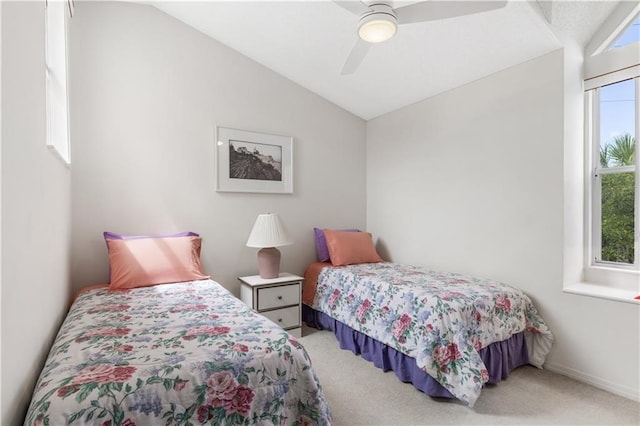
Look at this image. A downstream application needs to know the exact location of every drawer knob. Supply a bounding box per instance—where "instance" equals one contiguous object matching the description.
[277,296,283,300]
[278,318,283,323]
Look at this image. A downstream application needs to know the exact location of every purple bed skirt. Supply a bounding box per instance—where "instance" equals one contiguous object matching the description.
[303,304,529,399]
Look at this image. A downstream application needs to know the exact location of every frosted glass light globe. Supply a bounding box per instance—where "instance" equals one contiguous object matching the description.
[359,17,397,43]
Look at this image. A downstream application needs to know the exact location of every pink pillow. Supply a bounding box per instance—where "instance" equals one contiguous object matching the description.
[103,231,199,282]
[324,229,383,266]
[107,236,209,290]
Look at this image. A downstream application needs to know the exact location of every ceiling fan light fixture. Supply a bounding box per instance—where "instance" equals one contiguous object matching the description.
[358,3,397,43]
[358,17,397,43]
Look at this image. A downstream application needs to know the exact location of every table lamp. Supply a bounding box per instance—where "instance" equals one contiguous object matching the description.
[246,213,293,279]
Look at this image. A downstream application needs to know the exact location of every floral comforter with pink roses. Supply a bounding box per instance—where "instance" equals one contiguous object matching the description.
[25,280,332,425]
[311,262,553,407]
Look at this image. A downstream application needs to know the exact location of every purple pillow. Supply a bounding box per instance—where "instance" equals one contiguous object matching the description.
[313,227,359,263]
[103,231,199,241]
[103,231,200,281]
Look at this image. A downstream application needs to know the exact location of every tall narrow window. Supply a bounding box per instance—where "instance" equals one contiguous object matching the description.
[588,77,638,268]
[583,3,640,278]
[45,0,71,164]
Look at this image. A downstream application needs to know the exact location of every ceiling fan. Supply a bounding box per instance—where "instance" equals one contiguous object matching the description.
[335,1,508,74]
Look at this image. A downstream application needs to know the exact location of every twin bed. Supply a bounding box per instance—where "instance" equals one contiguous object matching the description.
[25,228,553,424]
[302,228,553,407]
[25,233,332,425]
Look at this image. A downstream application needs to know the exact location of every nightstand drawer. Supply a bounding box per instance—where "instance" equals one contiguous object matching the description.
[261,305,300,329]
[257,283,300,310]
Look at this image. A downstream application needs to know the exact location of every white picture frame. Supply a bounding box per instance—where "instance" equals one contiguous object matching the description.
[216,126,293,194]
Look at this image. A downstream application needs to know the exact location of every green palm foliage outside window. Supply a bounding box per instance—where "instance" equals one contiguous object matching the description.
[599,134,636,264]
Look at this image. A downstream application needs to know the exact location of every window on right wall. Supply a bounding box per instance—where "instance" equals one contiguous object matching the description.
[587,78,637,268]
[584,8,639,276]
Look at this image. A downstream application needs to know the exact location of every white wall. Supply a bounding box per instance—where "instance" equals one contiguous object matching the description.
[69,2,366,295]
[367,50,639,400]
[1,2,72,422]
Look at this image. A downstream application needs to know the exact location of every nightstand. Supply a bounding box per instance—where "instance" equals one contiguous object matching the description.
[238,273,303,338]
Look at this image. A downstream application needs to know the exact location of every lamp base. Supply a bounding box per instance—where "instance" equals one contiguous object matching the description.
[257,247,281,279]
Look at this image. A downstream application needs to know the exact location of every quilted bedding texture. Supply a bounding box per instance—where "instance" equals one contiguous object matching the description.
[309,262,553,407]
[25,279,331,425]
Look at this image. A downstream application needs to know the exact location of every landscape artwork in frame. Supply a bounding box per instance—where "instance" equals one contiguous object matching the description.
[216,126,293,193]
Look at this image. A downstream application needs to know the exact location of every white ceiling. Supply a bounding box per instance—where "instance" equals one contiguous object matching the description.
[148,1,620,120]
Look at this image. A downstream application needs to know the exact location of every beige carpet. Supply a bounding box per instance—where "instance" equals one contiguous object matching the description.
[299,325,640,425]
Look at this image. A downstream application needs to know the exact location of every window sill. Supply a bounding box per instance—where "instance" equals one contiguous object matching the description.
[47,145,71,168]
[564,282,640,305]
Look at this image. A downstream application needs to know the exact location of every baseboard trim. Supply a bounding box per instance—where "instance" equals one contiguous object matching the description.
[545,362,639,402]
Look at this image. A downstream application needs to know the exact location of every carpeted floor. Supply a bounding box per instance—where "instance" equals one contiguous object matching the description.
[299,325,640,425]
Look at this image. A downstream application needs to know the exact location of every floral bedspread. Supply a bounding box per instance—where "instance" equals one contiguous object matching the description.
[311,262,553,407]
[25,280,332,425]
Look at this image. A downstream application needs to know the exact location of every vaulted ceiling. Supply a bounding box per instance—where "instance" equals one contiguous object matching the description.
[148,1,621,120]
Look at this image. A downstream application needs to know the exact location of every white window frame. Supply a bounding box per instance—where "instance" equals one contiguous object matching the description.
[577,2,640,295]
[586,78,639,271]
[45,0,71,165]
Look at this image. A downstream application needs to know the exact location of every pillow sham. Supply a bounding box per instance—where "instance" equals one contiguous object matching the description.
[313,227,359,262]
[323,229,383,266]
[107,235,209,290]
[104,231,200,281]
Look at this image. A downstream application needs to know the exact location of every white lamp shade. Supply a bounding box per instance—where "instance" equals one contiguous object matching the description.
[246,213,293,248]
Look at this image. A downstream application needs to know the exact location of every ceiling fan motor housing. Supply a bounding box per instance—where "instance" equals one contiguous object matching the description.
[358,3,398,43]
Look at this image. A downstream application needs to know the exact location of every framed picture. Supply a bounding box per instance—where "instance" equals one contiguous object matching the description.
[216,126,293,194]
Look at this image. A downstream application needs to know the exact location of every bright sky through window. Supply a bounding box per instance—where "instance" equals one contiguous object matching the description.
[600,79,636,148]
[609,15,639,50]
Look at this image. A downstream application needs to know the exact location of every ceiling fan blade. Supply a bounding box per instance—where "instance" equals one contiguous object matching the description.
[395,1,508,25]
[341,38,372,75]
[333,0,371,16]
